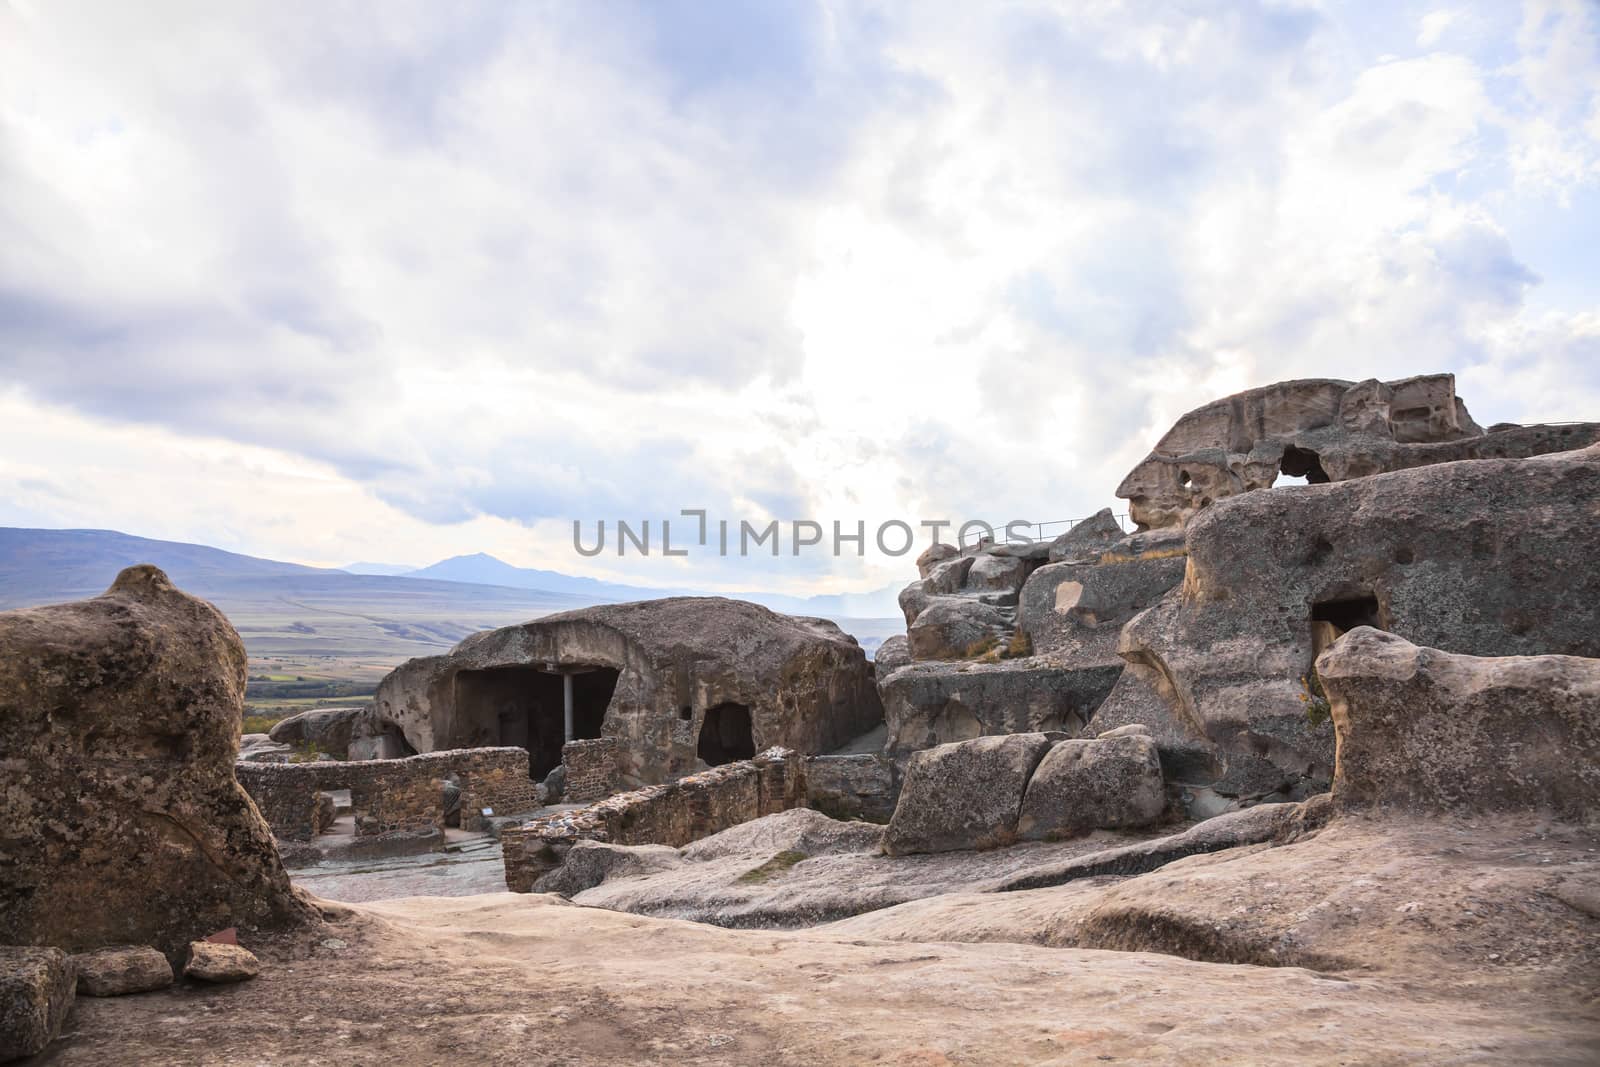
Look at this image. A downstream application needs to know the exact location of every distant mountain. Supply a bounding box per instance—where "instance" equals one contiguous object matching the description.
[0,528,599,661]
[342,561,420,576]
[0,529,904,661]
[0,527,329,605]
[406,552,656,600]
[404,552,903,618]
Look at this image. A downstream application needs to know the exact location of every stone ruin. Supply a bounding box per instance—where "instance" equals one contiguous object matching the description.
[356,596,883,791]
[877,373,1600,817]
[0,567,312,958]
[235,747,538,842]
[1114,373,1598,531]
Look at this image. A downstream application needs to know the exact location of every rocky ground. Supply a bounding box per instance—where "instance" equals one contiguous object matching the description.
[37,808,1600,1065]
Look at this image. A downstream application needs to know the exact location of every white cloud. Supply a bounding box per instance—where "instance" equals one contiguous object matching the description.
[1,0,1597,593]
[1418,9,1458,47]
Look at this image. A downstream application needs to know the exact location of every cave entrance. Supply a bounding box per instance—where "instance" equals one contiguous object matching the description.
[453,665,619,780]
[1275,446,1330,487]
[697,702,755,766]
[1310,593,1383,658]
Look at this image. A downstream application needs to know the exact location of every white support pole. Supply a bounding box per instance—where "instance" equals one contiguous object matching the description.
[563,673,574,743]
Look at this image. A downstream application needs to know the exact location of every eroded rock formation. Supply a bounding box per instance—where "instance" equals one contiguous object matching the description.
[0,566,311,959]
[1115,374,1599,531]
[364,597,882,788]
[1319,628,1600,816]
[884,732,1169,855]
[1114,441,1600,803]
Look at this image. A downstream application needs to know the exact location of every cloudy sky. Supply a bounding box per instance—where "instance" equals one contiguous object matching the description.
[2,0,1597,594]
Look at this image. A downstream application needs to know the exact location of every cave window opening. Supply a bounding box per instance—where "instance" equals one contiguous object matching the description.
[697,702,755,766]
[1274,446,1330,487]
[1310,592,1383,660]
[1311,594,1382,633]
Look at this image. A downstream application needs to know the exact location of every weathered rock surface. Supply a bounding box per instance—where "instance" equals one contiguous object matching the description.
[914,542,957,578]
[53,880,1600,1066]
[1047,507,1125,562]
[570,809,1168,927]
[1319,628,1600,817]
[884,734,1054,855]
[680,808,884,862]
[825,813,1600,1003]
[872,634,910,676]
[879,658,1120,759]
[1082,664,1223,785]
[237,733,295,763]
[1117,443,1600,798]
[1016,735,1166,841]
[1018,541,1185,663]
[532,840,685,896]
[905,596,1010,660]
[366,597,882,788]
[965,553,1028,593]
[267,705,363,759]
[997,798,1329,891]
[803,753,898,823]
[183,942,260,983]
[0,566,312,958]
[0,947,75,1062]
[1115,374,1599,530]
[70,946,172,997]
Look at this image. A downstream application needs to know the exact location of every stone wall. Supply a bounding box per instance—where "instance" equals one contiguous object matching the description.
[459,756,542,832]
[805,754,898,824]
[502,748,806,891]
[561,737,622,803]
[237,747,532,841]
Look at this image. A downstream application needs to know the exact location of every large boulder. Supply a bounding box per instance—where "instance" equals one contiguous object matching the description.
[1016,735,1166,841]
[1318,628,1600,817]
[1115,374,1597,531]
[1083,667,1222,786]
[0,566,312,958]
[966,553,1030,595]
[0,947,75,1061]
[1117,443,1600,799]
[873,635,911,677]
[884,734,1054,855]
[369,597,882,789]
[1019,540,1185,664]
[267,705,363,759]
[905,597,1010,660]
[879,659,1121,760]
[1047,508,1126,562]
[915,542,958,579]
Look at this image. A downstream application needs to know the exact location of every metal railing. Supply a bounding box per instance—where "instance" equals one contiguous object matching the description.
[956,512,1134,549]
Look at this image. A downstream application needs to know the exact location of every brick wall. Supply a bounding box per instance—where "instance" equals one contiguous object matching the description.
[501,747,806,892]
[561,738,621,803]
[237,747,533,841]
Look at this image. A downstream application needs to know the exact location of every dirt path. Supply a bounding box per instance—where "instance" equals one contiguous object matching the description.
[43,890,1599,1066]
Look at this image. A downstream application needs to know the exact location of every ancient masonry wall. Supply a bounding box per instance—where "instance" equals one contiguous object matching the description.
[459,756,542,832]
[804,754,898,824]
[501,748,807,891]
[237,747,533,840]
[561,737,622,803]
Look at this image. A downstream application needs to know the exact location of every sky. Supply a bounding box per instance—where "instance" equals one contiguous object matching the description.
[2,0,1598,595]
